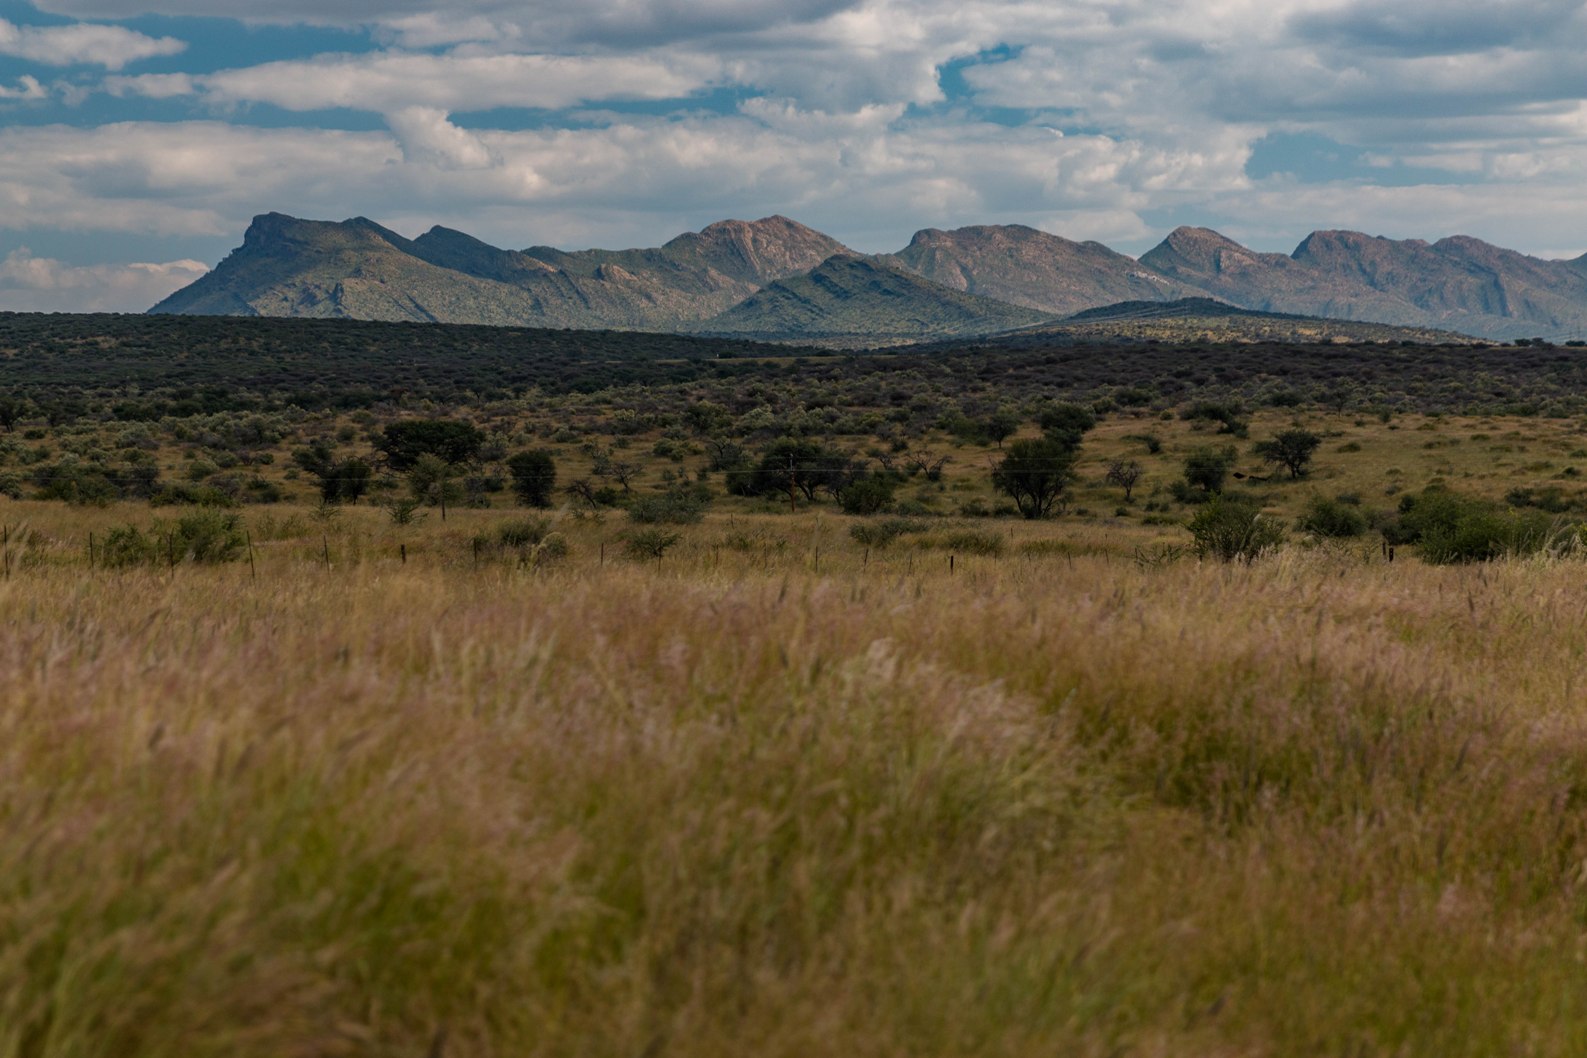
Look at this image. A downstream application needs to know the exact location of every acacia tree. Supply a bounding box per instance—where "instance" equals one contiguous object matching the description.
[992,438,1078,519]
[1254,429,1321,479]
[1104,459,1144,502]
[376,419,484,471]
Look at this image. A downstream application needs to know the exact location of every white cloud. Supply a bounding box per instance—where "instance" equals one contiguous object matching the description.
[0,75,47,100]
[141,49,718,113]
[0,16,182,69]
[0,247,207,312]
[385,106,497,169]
[9,0,1587,270]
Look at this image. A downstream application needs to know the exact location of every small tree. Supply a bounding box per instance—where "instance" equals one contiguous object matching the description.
[329,458,372,504]
[408,453,463,514]
[506,450,558,507]
[1183,445,1237,494]
[984,408,1021,449]
[992,438,1077,519]
[0,395,29,433]
[377,419,484,472]
[746,439,850,506]
[1254,429,1321,479]
[1104,459,1143,502]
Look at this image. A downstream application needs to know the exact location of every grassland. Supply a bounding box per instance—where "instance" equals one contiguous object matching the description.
[5,494,1587,1056]
[10,313,1587,1054]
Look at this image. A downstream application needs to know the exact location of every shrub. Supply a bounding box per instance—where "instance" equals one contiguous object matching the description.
[1182,445,1237,494]
[625,528,681,560]
[497,517,553,548]
[1394,488,1558,564]
[936,529,1006,556]
[837,475,896,516]
[99,525,156,568]
[1298,495,1368,538]
[627,486,708,524]
[1037,402,1097,447]
[849,517,925,549]
[1187,496,1284,562]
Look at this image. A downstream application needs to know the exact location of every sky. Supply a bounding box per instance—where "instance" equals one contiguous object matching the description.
[0,0,1584,312]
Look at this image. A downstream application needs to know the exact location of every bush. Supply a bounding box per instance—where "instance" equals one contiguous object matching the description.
[935,529,1006,556]
[109,511,247,566]
[627,486,708,524]
[1394,487,1557,564]
[849,517,925,549]
[625,528,681,560]
[170,510,247,563]
[99,525,156,568]
[1297,495,1368,538]
[1187,496,1284,562]
[1182,445,1237,494]
[497,517,552,548]
[837,474,896,516]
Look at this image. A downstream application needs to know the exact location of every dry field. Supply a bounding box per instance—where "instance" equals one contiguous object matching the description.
[5,497,1587,1057]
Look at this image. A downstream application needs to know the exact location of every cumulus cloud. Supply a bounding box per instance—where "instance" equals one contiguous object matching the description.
[9,0,1587,267]
[0,247,207,311]
[0,16,182,69]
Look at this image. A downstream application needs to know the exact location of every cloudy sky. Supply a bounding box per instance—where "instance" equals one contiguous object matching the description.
[0,0,1584,311]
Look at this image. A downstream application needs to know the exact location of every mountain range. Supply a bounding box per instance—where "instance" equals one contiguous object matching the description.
[152,213,1587,344]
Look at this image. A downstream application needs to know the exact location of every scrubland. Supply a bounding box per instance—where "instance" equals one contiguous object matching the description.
[6,499,1587,1056]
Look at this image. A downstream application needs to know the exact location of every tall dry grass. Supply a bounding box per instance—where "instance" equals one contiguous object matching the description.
[4,504,1587,1055]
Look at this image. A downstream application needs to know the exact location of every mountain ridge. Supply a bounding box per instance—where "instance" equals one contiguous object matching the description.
[153,212,1587,343]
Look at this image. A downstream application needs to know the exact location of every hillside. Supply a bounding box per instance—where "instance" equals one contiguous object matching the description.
[692,254,1052,345]
[888,224,1202,314]
[154,214,850,331]
[1141,227,1587,340]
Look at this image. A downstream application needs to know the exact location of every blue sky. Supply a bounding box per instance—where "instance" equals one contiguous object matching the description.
[1,0,1585,310]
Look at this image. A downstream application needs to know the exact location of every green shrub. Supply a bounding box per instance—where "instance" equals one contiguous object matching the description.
[838,475,897,516]
[1393,487,1559,564]
[170,510,247,563]
[627,486,708,524]
[1298,495,1369,538]
[1187,496,1284,562]
[99,525,156,568]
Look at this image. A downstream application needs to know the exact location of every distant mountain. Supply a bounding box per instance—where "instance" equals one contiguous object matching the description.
[1140,227,1587,340]
[693,253,1051,345]
[153,212,1587,343]
[888,224,1201,314]
[154,213,850,331]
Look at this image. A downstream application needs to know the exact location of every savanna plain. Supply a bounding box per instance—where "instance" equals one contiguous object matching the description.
[7,315,1587,1056]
